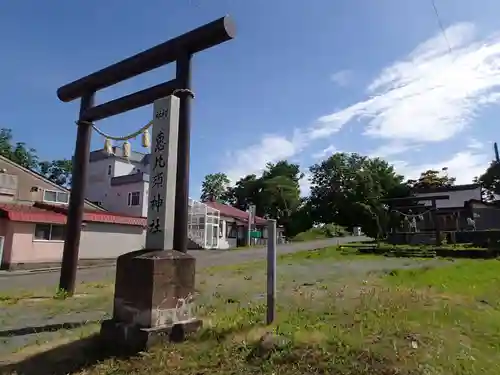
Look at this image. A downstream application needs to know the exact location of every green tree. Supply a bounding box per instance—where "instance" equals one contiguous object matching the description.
[477,162,500,201]
[284,198,315,237]
[260,161,303,221]
[227,161,304,224]
[0,128,39,169]
[227,174,263,212]
[406,169,456,189]
[39,159,73,188]
[309,152,405,238]
[200,173,230,202]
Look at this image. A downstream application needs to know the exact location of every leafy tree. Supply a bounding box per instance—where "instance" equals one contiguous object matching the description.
[226,161,303,224]
[284,198,315,237]
[0,128,39,169]
[200,173,230,202]
[260,161,303,221]
[39,159,73,188]
[477,162,500,201]
[228,174,264,213]
[309,152,405,238]
[0,128,73,187]
[406,169,456,190]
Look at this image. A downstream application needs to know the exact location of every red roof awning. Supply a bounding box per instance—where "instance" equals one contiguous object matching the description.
[0,203,146,227]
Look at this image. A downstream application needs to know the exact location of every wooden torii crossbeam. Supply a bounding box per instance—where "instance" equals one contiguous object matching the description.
[382,195,450,245]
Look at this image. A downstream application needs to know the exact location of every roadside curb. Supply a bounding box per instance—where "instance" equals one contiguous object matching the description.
[0,262,116,277]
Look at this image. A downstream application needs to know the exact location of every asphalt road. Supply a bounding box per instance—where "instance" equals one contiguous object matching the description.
[0,236,369,292]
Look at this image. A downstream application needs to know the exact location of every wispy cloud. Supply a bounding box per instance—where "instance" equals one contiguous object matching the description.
[315,23,500,143]
[224,22,500,182]
[467,138,484,150]
[312,144,337,160]
[299,172,312,197]
[225,132,306,183]
[330,69,352,87]
[392,149,490,185]
[368,141,419,159]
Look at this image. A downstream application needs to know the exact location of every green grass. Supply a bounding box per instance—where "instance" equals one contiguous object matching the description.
[342,241,485,250]
[4,251,500,374]
[387,258,500,302]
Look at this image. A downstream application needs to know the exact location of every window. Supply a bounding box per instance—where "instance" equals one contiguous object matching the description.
[107,165,112,176]
[128,191,141,206]
[34,224,65,241]
[43,189,69,204]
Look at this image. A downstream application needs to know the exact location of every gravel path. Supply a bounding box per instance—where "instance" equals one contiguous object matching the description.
[0,236,369,292]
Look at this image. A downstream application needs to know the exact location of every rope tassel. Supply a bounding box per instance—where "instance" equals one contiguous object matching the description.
[104,138,113,155]
[142,129,151,148]
[123,141,131,158]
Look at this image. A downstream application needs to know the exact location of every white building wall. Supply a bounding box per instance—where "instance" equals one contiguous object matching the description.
[87,156,145,211]
[415,188,482,208]
[113,159,141,176]
[86,158,113,205]
[79,222,145,259]
[105,181,148,217]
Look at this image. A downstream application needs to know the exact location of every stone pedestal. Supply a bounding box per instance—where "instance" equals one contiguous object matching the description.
[100,249,202,354]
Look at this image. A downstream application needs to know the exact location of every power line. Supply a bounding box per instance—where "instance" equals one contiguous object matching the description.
[431,0,453,56]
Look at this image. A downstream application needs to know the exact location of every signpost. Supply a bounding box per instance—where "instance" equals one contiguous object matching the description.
[247,204,256,246]
[266,219,277,325]
[250,230,261,238]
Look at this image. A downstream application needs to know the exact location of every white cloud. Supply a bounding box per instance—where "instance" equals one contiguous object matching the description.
[368,141,419,159]
[315,22,500,143]
[299,172,312,197]
[312,144,337,159]
[467,138,484,150]
[224,22,500,183]
[225,133,305,182]
[330,69,352,87]
[392,150,490,185]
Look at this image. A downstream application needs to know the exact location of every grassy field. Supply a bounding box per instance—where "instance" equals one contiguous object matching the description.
[1,247,500,374]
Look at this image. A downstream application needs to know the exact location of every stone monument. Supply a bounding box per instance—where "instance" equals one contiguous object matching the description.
[100,96,202,353]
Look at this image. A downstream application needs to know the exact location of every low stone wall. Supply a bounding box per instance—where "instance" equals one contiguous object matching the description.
[387,233,436,245]
[388,230,500,247]
[357,246,499,259]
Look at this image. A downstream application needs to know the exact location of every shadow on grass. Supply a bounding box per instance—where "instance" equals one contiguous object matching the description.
[0,321,102,338]
[0,334,131,375]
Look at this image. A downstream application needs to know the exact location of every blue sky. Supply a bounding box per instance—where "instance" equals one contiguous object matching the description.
[2,0,500,198]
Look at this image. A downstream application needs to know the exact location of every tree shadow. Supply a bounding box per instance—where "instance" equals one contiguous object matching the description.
[0,321,101,338]
[0,334,130,375]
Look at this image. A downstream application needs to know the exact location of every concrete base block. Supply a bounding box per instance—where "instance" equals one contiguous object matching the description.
[100,318,203,354]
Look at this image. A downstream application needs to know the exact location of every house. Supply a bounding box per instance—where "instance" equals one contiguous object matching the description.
[86,147,150,217]
[0,155,146,269]
[85,147,284,249]
[203,200,276,249]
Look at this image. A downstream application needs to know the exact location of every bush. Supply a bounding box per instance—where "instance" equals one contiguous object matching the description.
[292,224,349,242]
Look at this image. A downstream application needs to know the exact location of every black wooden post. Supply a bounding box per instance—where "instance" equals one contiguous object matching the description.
[59,93,94,294]
[173,54,192,253]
